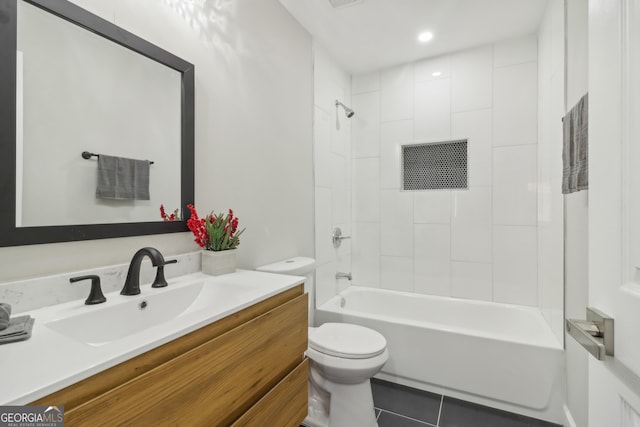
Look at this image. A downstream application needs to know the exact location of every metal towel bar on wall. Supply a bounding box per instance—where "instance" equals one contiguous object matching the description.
[81,151,154,164]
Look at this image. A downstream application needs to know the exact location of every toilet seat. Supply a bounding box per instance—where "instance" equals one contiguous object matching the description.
[309,323,387,359]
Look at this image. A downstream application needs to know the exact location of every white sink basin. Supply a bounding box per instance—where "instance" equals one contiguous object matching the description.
[46,279,206,346]
[43,273,269,346]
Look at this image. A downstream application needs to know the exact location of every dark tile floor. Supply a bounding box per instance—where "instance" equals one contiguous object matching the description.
[371,379,562,427]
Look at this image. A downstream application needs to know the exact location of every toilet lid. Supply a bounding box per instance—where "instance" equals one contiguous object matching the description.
[309,323,387,359]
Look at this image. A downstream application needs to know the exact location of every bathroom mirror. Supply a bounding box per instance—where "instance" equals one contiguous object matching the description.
[0,0,194,246]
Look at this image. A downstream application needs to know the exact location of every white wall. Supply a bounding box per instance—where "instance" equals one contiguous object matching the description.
[537,0,565,344]
[313,45,352,308]
[351,36,542,307]
[0,0,314,282]
[564,0,590,425]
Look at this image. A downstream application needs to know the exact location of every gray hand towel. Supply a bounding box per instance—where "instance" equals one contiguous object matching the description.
[96,154,150,200]
[0,315,34,344]
[562,93,588,194]
[0,303,10,330]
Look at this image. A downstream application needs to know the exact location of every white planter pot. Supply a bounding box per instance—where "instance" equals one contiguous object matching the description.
[201,249,236,276]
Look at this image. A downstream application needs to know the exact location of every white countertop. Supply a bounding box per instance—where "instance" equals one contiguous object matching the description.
[0,270,304,405]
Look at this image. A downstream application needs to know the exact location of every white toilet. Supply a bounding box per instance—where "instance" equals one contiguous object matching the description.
[257,257,388,427]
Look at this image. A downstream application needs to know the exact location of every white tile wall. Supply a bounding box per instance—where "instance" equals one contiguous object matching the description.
[332,187,348,226]
[381,256,414,292]
[451,46,493,112]
[353,158,380,222]
[494,36,538,67]
[414,191,451,224]
[380,65,414,122]
[352,91,381,158]
[316,262,338,306]
[414,78,452,141]
[349,35,545,309]
[451,261,493,301]
[493,61,538,146]
[451,187,492,263]
[330,153,347,190]
[493,225,538,306]
[352,221,381,287]
[380,120,413,189]
[381,190,413,257]
[452,109,492,187]
[314,107,332,189]
[414,224,451,296]
[315,188,333,265]
[336,253,352,294]
[493,145,538,225]
[352,71,380,95]
[414,55,452,83]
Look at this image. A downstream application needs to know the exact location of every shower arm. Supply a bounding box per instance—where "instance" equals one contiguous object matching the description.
[335,100,355,118]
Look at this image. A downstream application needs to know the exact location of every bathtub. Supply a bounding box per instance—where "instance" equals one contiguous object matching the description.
[315,286,564,424]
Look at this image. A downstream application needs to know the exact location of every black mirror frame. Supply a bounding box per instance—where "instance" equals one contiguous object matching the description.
[0,0,194,247]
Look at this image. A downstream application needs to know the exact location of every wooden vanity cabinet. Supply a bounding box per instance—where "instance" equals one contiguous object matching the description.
[31,285,308,426]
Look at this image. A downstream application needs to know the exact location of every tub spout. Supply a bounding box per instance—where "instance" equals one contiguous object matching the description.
[336,272,352,281]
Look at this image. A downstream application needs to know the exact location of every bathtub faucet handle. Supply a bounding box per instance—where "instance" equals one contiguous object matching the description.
[332,227,351,248]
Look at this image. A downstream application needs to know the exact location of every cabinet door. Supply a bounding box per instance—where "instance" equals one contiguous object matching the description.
[65,294,308,426]
[232,359,308,427]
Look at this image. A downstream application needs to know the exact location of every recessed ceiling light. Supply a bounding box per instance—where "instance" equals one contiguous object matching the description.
[417,31,433,43]
[432,71,442,77]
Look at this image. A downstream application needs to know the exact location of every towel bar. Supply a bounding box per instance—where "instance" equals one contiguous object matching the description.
[81,151,154,164]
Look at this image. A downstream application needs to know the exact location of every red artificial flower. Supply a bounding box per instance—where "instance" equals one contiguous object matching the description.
[186,204,208,248]
[160,205,180,222]
[186,204,245,251]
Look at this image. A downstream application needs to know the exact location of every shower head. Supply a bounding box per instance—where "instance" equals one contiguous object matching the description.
[335,100,355,118]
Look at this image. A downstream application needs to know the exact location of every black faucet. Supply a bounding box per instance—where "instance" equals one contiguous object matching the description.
[121,247,167,295]
[151,259,178,288]
[70,275,107,305]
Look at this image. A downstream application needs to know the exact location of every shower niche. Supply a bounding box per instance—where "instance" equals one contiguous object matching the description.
[401,139,468,191]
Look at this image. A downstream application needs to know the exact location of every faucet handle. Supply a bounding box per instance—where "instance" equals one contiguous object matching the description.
[332,227,351,248]
[152,259,177,288]
[70,275,107,305]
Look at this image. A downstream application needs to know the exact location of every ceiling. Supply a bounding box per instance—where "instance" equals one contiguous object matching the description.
[279,0,549,75]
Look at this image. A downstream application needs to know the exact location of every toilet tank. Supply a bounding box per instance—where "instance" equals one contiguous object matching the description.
[256,257,315,326]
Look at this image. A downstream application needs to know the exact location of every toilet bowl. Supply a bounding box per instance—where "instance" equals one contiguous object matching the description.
[305,323,388,427]
[256,257,388,427]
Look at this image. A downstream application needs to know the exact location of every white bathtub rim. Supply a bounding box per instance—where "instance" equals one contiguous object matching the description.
[338,285,553,318]
[319,287,563,351]
[317,306,562,352]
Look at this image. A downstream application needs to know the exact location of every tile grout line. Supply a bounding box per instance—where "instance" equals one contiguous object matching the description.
[377,408,438,427]
[436,394,444,426]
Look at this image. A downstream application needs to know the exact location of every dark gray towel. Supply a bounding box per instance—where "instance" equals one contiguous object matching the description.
[96,154,150,200]
[562,94,588,194]
[0,303,10,330]
[0,315,34,344]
